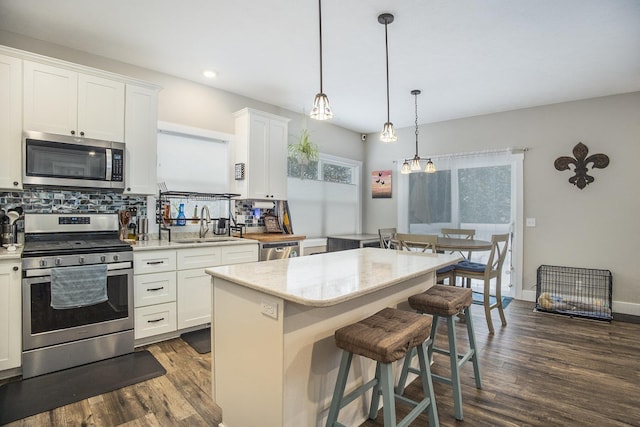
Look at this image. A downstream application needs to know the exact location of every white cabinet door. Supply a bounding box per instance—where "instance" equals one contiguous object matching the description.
[0,260,21,371]
[77,74,125,142]
[233,108,290,200]
[247,113,270,199]
[267,118,288,200]
[23,61,77,136]
[24,61,125,141]
[0,54,22,191]
[177,269,212,329]
[124,84,158,195]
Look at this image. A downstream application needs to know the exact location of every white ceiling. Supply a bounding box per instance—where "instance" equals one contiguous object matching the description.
[1,0,639,133]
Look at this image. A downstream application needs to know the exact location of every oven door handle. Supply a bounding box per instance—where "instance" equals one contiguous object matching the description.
[24,261,133,278]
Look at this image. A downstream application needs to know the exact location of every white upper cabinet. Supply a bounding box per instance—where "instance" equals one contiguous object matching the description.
[124,84,158,195]
[0,53,22,190]
[233,108,289,200]
[23,60,125,142]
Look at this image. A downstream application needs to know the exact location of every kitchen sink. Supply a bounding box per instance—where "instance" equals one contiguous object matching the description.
[173,237,238,244]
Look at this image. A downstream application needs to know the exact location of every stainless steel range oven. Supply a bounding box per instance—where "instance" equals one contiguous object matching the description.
[21,214,134,378]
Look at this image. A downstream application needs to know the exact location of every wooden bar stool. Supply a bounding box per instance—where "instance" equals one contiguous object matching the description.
[325,307,439,427]
[396,285,481,421]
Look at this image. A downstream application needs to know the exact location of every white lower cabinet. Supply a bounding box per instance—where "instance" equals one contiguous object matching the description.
[177,269,211,329]
[0,259,21,372]
[134,244,258,341]
[133,250,177,340]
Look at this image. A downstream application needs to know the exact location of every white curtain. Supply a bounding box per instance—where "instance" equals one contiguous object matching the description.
[397,149,524,296]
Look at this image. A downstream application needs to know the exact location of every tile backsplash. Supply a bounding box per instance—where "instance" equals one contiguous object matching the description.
[0,188,147,215]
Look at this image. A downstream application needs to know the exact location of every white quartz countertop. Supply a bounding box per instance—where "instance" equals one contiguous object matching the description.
[206,248,462,307]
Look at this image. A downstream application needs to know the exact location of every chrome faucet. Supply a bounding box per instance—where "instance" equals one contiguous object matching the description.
[199,205,211,238]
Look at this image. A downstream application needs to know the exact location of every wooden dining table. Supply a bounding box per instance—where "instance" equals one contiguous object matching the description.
[390,236,493,253]
[436,237,492,252]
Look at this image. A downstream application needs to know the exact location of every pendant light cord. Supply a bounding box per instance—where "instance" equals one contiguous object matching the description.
[414,91,419,156]
[318,0,324,93]
[384,20,390,123]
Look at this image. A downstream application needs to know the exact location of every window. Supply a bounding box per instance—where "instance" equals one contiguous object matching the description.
[398,149,523,297]
[287,153,361,237]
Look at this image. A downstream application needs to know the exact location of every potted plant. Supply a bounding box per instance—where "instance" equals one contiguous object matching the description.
[288,129,319,166]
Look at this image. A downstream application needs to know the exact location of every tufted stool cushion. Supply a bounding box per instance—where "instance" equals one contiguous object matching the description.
[334,307,432,363]
[409,284,473,317]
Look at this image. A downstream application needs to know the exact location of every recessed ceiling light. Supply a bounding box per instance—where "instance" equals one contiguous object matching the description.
[202,70,216,78]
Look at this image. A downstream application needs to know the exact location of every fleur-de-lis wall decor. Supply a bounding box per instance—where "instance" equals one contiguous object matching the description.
[554,142,609,189]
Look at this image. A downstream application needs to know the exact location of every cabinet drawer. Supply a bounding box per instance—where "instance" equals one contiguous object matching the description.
[134,250,176,274]
[134,271,176,308]
[177,247,221,270]
[221,244,259,265]
[134,302,176,339]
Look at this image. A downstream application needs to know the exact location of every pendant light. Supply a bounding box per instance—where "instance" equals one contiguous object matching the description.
[401,89,437,174]
[378,13,397,142]
[310,0,333,120]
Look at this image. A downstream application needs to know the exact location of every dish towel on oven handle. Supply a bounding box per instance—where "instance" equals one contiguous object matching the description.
[50,264,109,309]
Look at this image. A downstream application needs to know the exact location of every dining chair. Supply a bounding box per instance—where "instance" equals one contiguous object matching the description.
[454,233,509,334]
[378,227,397,249]
[395,233,456,285]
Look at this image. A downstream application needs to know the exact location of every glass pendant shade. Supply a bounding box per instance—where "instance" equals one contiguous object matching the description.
[400,160,411,174]
[425,158,436,173]
[380,122,397,143]
[410,155,421,171]
[310,93,333,120]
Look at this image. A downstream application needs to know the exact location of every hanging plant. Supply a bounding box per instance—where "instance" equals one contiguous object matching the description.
[288,129,319,166]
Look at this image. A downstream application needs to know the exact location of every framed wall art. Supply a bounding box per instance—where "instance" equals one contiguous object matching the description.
[372,170,392,198]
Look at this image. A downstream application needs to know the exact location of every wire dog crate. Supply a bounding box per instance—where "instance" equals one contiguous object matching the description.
[535,265,612,321]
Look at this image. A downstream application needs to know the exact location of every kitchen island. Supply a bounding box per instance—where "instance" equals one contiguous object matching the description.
[205,248,461,427]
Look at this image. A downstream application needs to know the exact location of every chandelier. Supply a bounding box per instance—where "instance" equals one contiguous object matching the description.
[400,90,436,174]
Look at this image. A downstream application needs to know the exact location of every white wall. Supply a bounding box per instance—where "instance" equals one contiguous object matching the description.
[364,92,640,312]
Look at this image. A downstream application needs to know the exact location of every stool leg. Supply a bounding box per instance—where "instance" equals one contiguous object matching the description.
[326,351,353,427]
[427,315,440,363]
[368,362,382,419]
[395,347,416,395]
[464,306,483,389]
[446,315,464,420]
[416,341,439,427]
[380,362,397,427]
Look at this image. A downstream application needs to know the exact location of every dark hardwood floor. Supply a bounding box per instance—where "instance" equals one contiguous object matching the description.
[4,300,640,426]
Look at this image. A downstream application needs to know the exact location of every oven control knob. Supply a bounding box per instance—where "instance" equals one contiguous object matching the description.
[101,255,106,263]
[113,254,119,261]
[79,256,85,264]
[39,259,47,267]
[55,258,62,266]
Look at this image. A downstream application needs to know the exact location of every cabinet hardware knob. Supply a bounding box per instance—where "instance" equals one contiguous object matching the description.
[80,131,85,136]
[70,130,75,135]
[13,181,18,186]
[13,266,18,271]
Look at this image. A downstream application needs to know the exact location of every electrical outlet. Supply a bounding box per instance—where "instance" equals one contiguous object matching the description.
[261,301,278,319]
[526,217,536,227]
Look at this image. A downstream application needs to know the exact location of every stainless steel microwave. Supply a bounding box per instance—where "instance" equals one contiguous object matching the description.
[23,131,125,190]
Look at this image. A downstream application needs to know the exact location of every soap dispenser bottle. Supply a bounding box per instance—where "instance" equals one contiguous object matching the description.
[177,203,187,226]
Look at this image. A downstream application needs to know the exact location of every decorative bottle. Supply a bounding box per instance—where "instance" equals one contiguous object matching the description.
[177,203,187,226]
